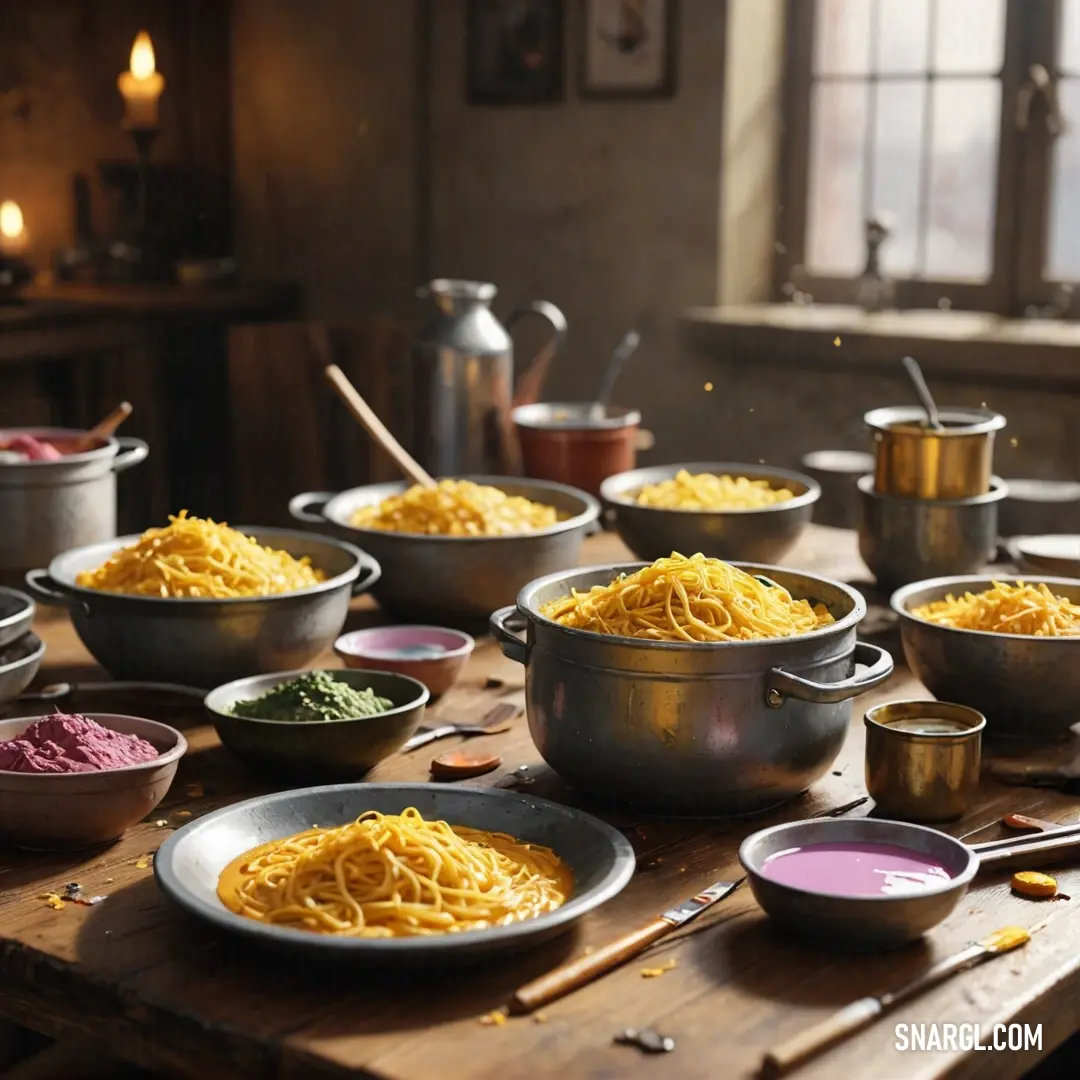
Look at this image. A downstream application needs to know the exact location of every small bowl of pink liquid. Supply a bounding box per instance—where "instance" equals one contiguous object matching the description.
[333,625,475,698]
[739,817,978,951]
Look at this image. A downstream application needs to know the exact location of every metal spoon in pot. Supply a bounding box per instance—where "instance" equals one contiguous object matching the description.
[590,330,640,421]
[901,355,944,431]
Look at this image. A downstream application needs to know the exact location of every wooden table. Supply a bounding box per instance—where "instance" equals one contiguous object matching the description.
[2,527,1080,1080]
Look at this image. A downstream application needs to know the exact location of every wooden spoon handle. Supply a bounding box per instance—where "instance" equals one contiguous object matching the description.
[76,401,132,451]
[324,364,436,489]
[762,998,883,1078]
[509,919,671,1014]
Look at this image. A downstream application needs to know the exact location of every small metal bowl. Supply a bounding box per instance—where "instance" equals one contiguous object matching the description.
[739,817,977,951]
[0,633,45,710]
[865,701,985,822]
[0,587,35,649]
[601,462,820,564]
[858,475,1007,589]
[204,669,429,778]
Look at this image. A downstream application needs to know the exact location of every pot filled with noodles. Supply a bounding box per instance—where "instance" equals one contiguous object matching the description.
[892,574,1080,740]
[490,552,893,815]
[289,475,600,625]
[23,512,381,686]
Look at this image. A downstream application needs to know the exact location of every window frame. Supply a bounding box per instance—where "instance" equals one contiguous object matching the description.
[775,0,1065,317]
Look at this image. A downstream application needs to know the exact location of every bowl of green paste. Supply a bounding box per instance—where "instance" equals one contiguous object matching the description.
[204,669,429,777]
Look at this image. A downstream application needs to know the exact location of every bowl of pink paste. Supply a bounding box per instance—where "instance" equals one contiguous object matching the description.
[0,711,186,850]
[739,816,977,951]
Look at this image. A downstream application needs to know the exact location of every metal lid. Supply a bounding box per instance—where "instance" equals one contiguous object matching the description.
[864,405,1007,436]
[511,402,641,430]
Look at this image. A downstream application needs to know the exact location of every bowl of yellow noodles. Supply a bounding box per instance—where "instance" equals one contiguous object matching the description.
[153,782,635,959]
[892,574,1080,740]
[600,462,820,565]
[490,552,893,815]
[23,513,381,686]
[289,475,600,625]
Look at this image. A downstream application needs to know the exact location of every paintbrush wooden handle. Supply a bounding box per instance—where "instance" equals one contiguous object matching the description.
[509,919,671,1014]
[324,364,436,489]
[762,998,883,1078]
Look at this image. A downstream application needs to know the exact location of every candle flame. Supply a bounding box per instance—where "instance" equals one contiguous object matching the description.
[130,31,156,80]
[0,200,24,240]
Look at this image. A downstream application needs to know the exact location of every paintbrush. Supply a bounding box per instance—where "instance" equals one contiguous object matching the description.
[762,924,1035,1077]
[509,879,742,1014]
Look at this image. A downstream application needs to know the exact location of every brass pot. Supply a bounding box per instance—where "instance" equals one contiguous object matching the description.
[864,700,985,823]
[865,406,1006,499]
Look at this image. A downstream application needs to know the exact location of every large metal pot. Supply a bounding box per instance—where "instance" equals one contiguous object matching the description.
[0,428,149,576]
[289,476,600,626]
[865,406,1006,499]
[490,562,894,816]
[22,529,381,687]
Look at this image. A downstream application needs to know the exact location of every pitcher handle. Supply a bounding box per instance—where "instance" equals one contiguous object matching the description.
[507,301,568,408]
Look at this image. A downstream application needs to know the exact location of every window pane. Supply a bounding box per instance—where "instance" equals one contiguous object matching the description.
[871,82,927,275]
[1062,0,1080,75]
[876,0,930,75]
[814,0,871,76]
[934,0,1005,74]
[1047,79,1080,279]
[925,80,1000,279]
[807,82,868,274]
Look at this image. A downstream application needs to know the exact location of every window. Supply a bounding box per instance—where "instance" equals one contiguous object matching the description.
[778,0,1078,315]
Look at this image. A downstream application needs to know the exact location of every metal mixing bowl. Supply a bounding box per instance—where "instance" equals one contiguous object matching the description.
[892,574,1080,740]
[601,463,820,564]
[204,668,429,777]
[858,475,1007,589]
[0,633,44,710]
[0,587,35,649]
[23,529,380,687]
[491,561,894,816]
[289,476,600,626]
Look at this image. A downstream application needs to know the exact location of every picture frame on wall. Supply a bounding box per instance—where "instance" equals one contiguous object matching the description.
[466,0,565,105]
[579,0,677,99]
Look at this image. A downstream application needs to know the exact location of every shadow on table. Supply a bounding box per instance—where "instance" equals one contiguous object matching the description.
[701,912,933,1008]
[74,874,581,1034]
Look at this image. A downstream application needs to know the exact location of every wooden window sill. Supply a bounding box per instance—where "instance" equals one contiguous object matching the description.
[681,304,1080,389]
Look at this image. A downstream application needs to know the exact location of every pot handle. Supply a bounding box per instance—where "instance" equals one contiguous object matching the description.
[112,436,149,474]
[289,491,334,525]
[350,550,383,595]
[23,569,89,616]
[490,606,529,665]
[507,301,568,408]
[765,642,893,707]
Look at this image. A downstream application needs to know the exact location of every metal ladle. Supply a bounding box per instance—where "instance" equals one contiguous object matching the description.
[590,330,641,421]
[901,355,944,431]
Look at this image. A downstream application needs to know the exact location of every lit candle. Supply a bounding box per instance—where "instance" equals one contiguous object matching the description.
[0,200,28,257]
[117,31,165,128]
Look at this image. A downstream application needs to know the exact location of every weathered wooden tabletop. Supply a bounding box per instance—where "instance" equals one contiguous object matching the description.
[2,527,1079,1080]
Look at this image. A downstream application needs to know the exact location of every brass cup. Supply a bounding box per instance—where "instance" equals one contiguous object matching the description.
[864,701,986,823]
[865,406,1006,500]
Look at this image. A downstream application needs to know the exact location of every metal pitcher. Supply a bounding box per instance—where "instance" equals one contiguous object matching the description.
[411,279,567,476]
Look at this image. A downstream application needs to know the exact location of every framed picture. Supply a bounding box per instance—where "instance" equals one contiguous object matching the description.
[466,0,565,105]
[579,0,677,99]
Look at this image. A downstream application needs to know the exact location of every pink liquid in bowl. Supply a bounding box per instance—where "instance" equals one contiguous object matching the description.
[760,842,953,897]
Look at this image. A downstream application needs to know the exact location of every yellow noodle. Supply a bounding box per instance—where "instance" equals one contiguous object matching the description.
[911,581,1080,637]
[633,470,795,511]
[349,479,559,536]
[74,511,325,598]
[217,808,571,938]
[540,552,834,642]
